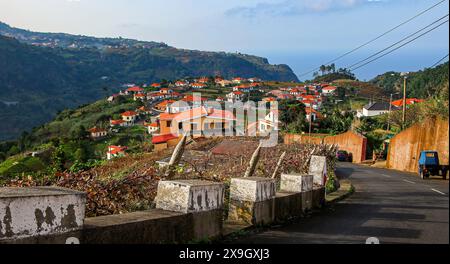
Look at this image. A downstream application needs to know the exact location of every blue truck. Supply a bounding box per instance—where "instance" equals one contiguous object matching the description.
[418,151,448,180]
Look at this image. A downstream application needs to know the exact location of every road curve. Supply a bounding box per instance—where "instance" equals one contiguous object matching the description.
[229,162,449,244]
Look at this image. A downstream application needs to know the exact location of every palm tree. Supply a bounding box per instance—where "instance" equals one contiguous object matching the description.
[330,63,336,73]
[313,71,319,78]
[319,65,326,75]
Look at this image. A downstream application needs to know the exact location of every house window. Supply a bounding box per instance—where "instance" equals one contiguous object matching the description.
[178,122,183,130]
[167,121,172,127]
[191,123,198,131]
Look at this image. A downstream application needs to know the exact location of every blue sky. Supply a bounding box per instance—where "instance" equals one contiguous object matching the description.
[0,0,448,80]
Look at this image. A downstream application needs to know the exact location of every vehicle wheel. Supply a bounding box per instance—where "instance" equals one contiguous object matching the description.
[419,170,425,179]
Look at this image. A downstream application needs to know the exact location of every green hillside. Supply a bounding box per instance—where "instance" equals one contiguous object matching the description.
[370,62,449,97]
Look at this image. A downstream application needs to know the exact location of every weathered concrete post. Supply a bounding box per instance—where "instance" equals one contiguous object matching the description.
[280,173,313,212]
[0,187,86,242]
[227,177,276,226]
[155,180,225,240]
[309,155,327,186]
[309,155,327,208]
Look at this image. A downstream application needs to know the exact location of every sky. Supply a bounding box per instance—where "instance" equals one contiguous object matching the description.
[0,0,448,80]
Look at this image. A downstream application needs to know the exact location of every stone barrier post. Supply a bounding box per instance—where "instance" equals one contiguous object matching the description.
[227,177,276,226]
[280,173,313,212]
[155,179,225,240]
[0,187,86,242]
[309,155,327,187]
[309,155,327,208]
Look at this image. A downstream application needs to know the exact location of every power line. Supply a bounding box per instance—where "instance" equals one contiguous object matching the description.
[351,19,449,71]
[347,14,449,70]
[298,0,448,78]
[430,53,449,68]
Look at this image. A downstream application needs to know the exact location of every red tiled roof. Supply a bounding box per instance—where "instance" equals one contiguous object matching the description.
[159,112,178,120]
[89,127,107,133]
[126,86,144,92]
[323,86,337,91]
[151,83,161,87]
[107,145,127,154]
[156,100,176,107]
[305,108,323,119]
[391,98,424,107]
[183,95,207,102]
[152,134,179,144]
[110,119,125,125]
[191,83,207,87]
[121,111,138,117]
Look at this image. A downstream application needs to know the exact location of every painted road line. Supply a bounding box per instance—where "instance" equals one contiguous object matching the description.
[403,179,416,184]
[381,174,391,178]
[431,188,447,195]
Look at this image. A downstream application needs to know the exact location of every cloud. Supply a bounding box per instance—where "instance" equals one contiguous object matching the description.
[225,0,385,17]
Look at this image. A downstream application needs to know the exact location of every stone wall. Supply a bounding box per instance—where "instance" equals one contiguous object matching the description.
[387,118,449,173]
[284,131,367,163]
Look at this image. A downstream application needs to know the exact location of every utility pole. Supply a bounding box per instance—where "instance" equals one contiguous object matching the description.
[402,76,407,129]
[308,103,312,141]
[387,93,393,131]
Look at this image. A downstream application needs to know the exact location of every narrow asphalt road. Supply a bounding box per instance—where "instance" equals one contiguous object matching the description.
[230,163,449,244]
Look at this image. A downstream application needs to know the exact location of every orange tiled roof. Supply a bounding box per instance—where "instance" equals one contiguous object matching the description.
[391,98,424,107]
[152,134,179,144]
[110,119,125,125]
[121,111,138,117]
[89,127,106,133]
[126,86,144,92]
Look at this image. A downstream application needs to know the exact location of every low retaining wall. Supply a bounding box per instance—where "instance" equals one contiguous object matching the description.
[1,165,329,244]
[285,131,367,163]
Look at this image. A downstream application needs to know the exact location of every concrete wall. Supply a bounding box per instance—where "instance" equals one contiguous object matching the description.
[0,187,86,241]
[284,134,325,145]
[1,176,327,244]
[387,118,449,173]
[284,131,367,163]
[323,131,367,163]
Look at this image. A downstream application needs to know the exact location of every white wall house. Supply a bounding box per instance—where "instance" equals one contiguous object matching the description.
[357,102,397,118]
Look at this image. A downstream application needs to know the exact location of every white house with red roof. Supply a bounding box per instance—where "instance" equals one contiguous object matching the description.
[121,110,138,126]
[322,86,337,95]
[110,119,126,127]
[175,81,188,87]
[191,83,207,89]
[233,84,253,92]
[133,93,146,101]
[227,91,244,102]
[89,127,107,139]
[107,146,127,160]
[145,122,159,134]
[305,108,323,122]
[232,77,245,84]
[125,86,144,95]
